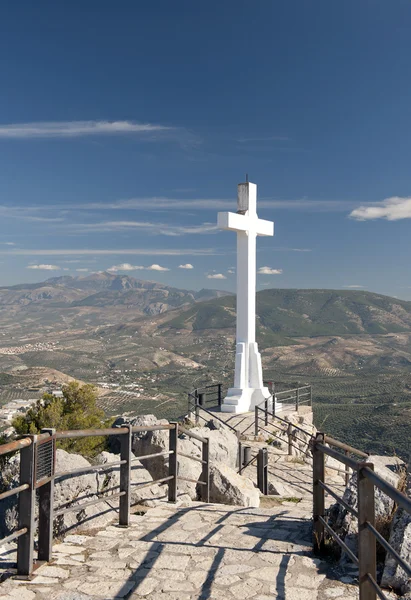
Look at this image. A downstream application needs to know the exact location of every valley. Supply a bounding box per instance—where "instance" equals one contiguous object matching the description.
[1,274,411,458]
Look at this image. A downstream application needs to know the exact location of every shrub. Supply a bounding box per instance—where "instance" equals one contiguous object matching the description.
[12,382,111,457]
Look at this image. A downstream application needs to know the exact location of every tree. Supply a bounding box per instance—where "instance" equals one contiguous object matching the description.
[13,382,111,457]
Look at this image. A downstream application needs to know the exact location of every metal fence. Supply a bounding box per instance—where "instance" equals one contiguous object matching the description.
[255,400,411,600]
[274,385,312,412]
[0,422,210,577]
[187,383,223,417]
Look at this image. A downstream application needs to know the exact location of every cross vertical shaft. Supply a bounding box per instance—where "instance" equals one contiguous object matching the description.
[217,180,274,413]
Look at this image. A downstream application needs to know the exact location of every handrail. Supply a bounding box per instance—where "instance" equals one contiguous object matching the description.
[313,433,411,600]
[363,466,411,514]
[179,425,208,444]
[324,435,369,458]
[0,420,210,577]
[0,436,32,455]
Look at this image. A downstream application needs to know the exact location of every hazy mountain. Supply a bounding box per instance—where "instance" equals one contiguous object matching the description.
[163,288,411,336]
[0,273,233,314]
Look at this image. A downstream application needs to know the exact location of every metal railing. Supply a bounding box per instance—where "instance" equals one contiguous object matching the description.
[313,433,411,600]
[254,400,411,598]
[0,422,210,577]
[187,383,223,416]
[254,405,314,458]
[274,385,312,412]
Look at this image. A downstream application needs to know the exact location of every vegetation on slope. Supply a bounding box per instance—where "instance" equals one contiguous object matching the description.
[13,382,111,457]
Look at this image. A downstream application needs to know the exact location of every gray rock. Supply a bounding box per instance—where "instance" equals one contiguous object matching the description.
[95,450,168,507]
[122,416,240,500]
[381,474,411,591]
[328,454,404,564]
[207,463,260,507]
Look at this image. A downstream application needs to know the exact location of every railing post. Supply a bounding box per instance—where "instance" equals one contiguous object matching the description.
[254,407,259,437]
[217,384,222,407]
[287,423,293,456]
[358,464,376,600]
[119,424,132,527]
[17,434,36,577]
[200,438,209,502]
[168,422,178,502]
[187,393,192,420]
[296,387,299,412]
[264,398,268,426]
[257,448,268,495]
[345,450,350,486]
[37,428,56,563]
[313,432,325,553]
[238,441,242,473]
[195,402,200,426]
[272,390,276,420]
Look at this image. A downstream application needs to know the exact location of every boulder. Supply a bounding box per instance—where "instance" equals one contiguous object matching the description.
[95,451,168,507]
[207,463,260,507]
[381,474,411,591]
[327,455,404,564]
[116,415,240,500]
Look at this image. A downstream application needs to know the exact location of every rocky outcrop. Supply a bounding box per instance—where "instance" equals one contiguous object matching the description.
[207,463,260,507]
[0,447,167,540]
[112,415,240,500]
[381,475,411,592]
[327,454,404,564]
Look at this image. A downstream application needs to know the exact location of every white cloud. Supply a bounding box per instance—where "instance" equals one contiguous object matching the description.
[147,264,170,271]
[257,267,283,275]
[0,242,15,246]
[26,264,60,271]
[70,220,218,236]
[76,268,89,272]
[178,264,194,269]
[107,263,145,272]
[350,197,411,221]
[343,285,366,289]
[207,273,227,280]
[0,120,172,139]
[227,269,235,274]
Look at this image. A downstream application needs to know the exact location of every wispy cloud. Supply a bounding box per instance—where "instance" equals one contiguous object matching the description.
[147,264,169,271]
[75,268,90,272]
[26,264,60,271]
[207,273,226,280]
[257,266,283,275]
[178,264,194,269]
[350,197,411,221]
[71,220,218,236]
[0,248,217,257]
[227,269,235,274]
[107,263,145,272]
[0,120,172,139]
[343,285,366,289]
[0,242,15,246]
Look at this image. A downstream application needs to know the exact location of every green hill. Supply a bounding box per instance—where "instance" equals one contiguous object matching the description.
[164,288,411,337]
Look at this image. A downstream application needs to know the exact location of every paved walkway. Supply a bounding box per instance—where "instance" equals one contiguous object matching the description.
[0,502,361,600]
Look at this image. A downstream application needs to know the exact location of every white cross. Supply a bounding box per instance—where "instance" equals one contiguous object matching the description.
[217,181,274,413]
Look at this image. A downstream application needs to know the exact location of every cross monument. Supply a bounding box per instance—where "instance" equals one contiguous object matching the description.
[217,180,274,413]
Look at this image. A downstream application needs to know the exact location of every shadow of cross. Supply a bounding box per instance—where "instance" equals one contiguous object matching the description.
[111,504,314,600]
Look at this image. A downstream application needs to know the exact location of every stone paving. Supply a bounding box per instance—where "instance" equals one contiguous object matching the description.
[0,501,362,600]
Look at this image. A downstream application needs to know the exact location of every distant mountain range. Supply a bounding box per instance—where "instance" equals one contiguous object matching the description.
[163,288,411,337]
[0,272,232,315]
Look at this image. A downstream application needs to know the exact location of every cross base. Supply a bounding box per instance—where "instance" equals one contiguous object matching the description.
[220,387,272,414]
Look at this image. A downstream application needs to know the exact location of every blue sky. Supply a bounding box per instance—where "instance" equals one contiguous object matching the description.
[1,0,411,298]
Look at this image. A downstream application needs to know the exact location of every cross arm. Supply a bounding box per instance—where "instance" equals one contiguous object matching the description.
[217,212,274,237]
